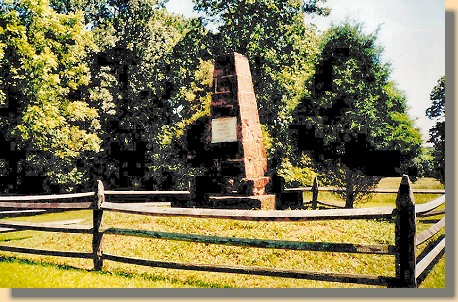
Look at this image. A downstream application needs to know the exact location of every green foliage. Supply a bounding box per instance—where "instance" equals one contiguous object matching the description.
[193,0,325,180]
[277,155,316,187]
[412,146,435,178]
[0,0,99,191]
[296,21,423,207]
[0,0,99,156]
[49,0,169,26]
[426,76,445,183]
[426,76,445,119]
[0,1,428,196]
[83,1,213,190]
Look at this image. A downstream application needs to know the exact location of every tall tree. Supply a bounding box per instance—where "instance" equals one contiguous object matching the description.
[293,22,422,208]
[412,146,435,178]
[49,0,170,26]
[426,76,445,183]
[0,0,99,192]
[83,0,213,190]
[193,0,328,182]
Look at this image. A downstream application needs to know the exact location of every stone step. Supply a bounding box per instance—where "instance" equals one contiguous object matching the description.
[208,194,276,210]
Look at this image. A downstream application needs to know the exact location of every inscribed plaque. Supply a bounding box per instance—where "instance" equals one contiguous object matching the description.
[211,117,237,143]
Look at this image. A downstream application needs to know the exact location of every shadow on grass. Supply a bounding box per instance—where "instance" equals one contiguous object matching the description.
[418,219,441,224]
[0,255,230,288]
[0,236,34,242]
[0,255,85,271]
[301,200,344,210]
[0,235,33,242]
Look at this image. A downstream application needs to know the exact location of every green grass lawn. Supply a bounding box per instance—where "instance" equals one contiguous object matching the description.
[377,177,444,190]
[0,177,446,288]
[303,176,445,208]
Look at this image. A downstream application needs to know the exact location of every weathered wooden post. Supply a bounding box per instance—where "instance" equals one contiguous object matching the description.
[92,180,104,270]
[311,177,319,210]
[393,175,417,287]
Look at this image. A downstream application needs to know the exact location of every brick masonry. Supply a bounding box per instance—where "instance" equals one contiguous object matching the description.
[204,52,275,208]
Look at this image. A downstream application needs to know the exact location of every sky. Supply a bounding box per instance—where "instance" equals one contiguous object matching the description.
[165,0,445,144]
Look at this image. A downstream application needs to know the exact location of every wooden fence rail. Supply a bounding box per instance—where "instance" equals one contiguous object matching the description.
[0,192,96,201]
[284,187,445,194]
[102,227,396,255]
[0,175,445,288]
[0,192,95,210]
[101,201,396,221]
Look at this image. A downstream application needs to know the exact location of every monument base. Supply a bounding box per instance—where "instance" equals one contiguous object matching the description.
[237,177,271,196]
[209,194,277,210]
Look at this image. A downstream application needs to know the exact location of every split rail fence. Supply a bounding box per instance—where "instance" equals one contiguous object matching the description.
[0,175,445,287]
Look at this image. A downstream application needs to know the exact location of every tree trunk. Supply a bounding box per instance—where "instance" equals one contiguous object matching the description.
[345,193,355,208]
[345,169,355,208]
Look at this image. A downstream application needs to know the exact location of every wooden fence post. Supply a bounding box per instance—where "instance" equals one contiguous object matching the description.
[311,177,319,210]
[393,175,417,288]
[92,180,105,271]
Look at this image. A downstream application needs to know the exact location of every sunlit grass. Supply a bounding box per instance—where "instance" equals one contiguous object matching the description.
[0,177,445,288]
[302,177,445,208]
[0,215,396,288]
[377,177,444,190]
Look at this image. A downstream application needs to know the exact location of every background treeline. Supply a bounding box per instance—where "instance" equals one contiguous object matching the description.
[0,0,444,208]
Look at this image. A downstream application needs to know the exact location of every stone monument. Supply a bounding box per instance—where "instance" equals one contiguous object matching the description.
[182,52,277,210]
